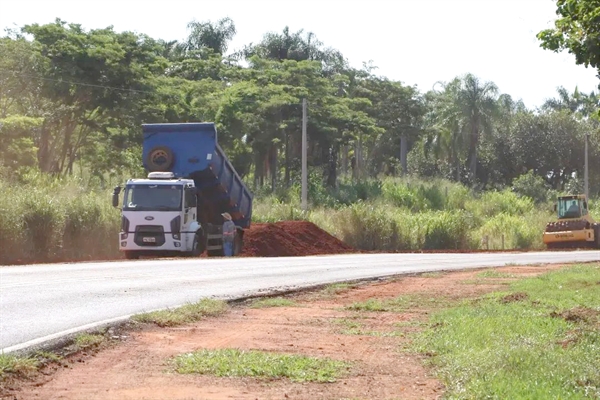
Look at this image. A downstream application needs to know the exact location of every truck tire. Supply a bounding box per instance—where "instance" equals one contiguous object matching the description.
[124,251,139,260]
[233,234,243,256]
[190,233,204,257]
[206,248,224,257]
[146,146,174,171]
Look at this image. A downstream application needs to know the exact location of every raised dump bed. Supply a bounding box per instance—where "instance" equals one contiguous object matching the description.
[142,123,253,255]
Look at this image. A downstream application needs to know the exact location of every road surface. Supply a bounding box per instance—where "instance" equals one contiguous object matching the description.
[2,251,599,354]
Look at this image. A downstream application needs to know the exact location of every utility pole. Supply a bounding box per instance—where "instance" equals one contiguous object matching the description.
[301,98,308,211]
[585,132,590,199]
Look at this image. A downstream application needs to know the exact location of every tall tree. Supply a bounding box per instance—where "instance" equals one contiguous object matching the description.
[538,0,600,79]
[20,19,164,174]
[183,17,236,55]
[543,86,599,117]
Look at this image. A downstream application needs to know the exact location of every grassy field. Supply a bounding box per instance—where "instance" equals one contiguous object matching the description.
[413,264,600,399]
[0,169,575,265]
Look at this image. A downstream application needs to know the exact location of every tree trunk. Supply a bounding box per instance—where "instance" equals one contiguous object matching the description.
[356,135,363,182]
[400,135,408,175]
[326,145,338,188]
[37,121,52,172]
[469,147,477,182]
[270,144,278,192]
[469,124,479,182]
[284,133,291,187]
[253,150,263,190]
[341,144,348,176]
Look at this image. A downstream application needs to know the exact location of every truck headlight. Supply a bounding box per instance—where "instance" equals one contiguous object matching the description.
[170,216,181,240]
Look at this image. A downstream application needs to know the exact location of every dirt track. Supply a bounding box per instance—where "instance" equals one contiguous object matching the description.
[1,263,566,400]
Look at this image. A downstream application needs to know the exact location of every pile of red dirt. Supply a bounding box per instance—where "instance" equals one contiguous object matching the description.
[240,221,357,257]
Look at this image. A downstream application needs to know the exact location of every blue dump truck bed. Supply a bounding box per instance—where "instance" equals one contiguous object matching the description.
[141,123,253,228]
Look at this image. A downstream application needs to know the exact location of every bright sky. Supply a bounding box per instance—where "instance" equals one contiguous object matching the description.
[1,0,598,109]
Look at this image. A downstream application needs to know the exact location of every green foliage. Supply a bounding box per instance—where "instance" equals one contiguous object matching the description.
[414,264,600,399]
[0,355,39,378]
[538,0,600,71]
[0,16,590,262]
[249,297,297,308]
[132,299,228,327]
[466,189,534,218]
[475,212,546,250]
[345,294,442,312]
[74,333,105,350]
[511,170,553,203]
[328,203,475,251]
[173,348,350,382]
[0,170,119,264]
[0,172,562,265]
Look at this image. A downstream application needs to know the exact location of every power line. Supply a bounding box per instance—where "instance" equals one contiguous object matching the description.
[0,69,368,112]
[0,69,152,94]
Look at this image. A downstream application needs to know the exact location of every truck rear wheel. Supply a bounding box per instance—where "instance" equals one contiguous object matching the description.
[233,234,243,256]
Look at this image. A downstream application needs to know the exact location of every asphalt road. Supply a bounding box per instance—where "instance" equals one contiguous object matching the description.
[2,251,599,354]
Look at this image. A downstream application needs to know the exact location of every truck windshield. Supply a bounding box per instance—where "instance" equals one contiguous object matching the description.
[557,198,585,219]
[123,184,182,211]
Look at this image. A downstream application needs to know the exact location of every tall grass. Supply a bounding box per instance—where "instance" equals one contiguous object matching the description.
[0,170,120,265]
[0,171,563,265]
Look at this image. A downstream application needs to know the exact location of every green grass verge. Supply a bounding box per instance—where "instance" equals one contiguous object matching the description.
[74,333,105,350]
[331,318,403,337]
[476,270,517,279]
[321,283,358,296]
[345,294,445,312]
[0,355,39,378]
[173,348,350,383]
[420,272,446,278]
[132,299,228,327]
[413,264,600,399]
[249,297,297,308]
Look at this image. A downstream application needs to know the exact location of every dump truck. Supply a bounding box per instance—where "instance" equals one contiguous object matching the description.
[112,122,253,259]
[543,194,600,249]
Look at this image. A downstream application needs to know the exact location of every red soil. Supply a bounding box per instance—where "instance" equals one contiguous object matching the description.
[240,221,357,257]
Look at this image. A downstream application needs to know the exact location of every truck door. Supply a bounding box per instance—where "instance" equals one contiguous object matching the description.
[183,187,198,247]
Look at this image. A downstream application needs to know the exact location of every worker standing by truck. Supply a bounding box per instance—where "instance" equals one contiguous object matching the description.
[222,212,236,256]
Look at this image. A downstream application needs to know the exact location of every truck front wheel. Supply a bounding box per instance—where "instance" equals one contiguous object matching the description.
[190,233,204,257]
[124,251,139,260]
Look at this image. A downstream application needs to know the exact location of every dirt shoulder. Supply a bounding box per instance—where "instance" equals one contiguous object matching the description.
[2,263,566,400]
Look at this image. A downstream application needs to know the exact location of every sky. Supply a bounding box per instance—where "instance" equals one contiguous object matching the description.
[1,0,598,109]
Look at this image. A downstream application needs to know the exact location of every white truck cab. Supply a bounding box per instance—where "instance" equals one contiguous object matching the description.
[113,172,204,259]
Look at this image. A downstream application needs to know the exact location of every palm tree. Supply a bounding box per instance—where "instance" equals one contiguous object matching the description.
[183,18,236,55]
[426,74,499,182]
[425,83,468,182]
[239,27,345,74]
[543,86,599,118]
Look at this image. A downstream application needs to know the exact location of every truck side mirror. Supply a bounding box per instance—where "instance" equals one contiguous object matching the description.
[583,201,588,210]
[112,186,122,208]
[553,204,557,212]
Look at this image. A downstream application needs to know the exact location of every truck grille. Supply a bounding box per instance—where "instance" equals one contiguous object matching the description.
[134,225,166,247]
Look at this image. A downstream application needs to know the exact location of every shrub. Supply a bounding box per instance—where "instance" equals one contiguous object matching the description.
[511,171,552,204]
